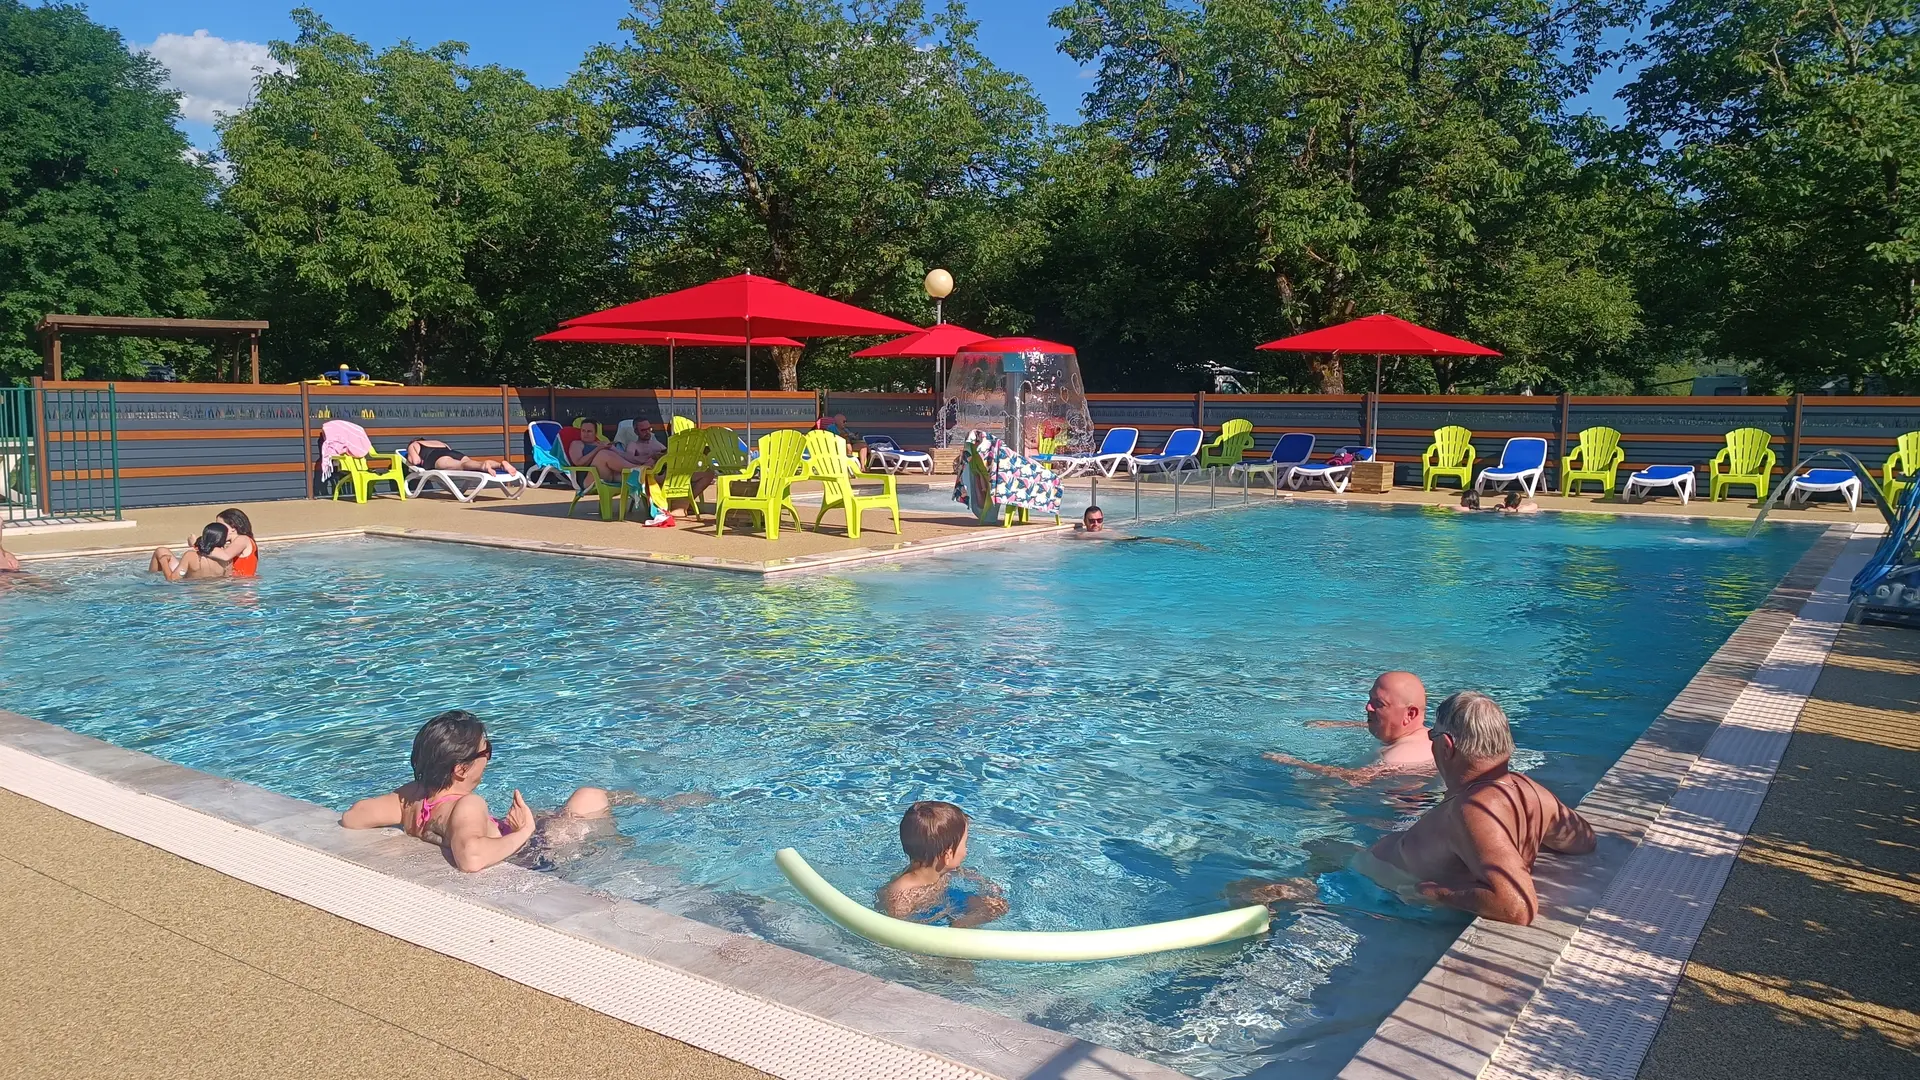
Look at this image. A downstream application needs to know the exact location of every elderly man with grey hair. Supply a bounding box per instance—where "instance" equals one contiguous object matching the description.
[1237,690,1594,926]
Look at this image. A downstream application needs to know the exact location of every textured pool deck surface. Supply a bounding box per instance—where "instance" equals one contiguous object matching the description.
[0,497,1912,1079]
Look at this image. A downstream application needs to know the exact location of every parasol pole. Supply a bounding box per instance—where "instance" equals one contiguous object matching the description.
[744,315,753,447]
[1372,352,1382,451]
[668,338,677,423]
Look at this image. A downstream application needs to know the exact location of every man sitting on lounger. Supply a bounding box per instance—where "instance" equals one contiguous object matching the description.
[406,439,520,477]
[1236,691,1595,926]
[1264,671,1435,785]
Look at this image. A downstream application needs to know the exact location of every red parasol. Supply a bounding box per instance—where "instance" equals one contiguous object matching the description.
[850,323,990,358]
[564,273,918,440]
[535,327,803,347]
[1257,314,1499,444]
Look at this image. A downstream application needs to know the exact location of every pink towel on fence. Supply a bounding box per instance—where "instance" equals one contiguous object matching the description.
[318,420,374,481]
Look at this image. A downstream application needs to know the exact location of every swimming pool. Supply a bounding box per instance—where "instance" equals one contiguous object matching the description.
[0,504,1818,1078]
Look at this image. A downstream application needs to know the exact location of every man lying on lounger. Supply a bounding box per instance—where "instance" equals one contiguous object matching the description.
[1234,691,1594,926]
[1263,671,1435,785]
[405,439,521,478]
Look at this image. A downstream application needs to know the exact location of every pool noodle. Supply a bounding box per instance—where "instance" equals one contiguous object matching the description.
[774,848,1270,962]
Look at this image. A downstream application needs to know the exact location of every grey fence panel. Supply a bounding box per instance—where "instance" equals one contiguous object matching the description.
[105,391,304,431]
[1798,402,1920,474]
[827,393,935,446]
[695,394,818,428]
[1568,401,1793,439]
[553,392,667,428]
[118,471,308,509]
[117,437,306,469]
[1088,397,1201,431]
[310,392,507,436]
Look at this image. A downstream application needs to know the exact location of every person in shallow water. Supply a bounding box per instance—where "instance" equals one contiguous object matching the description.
[1263,671,1436,785]
[1232,691,1595,926]
[1499,490,1540,514]
[878,800,1009,927]
[0,520,21,573]
[1069,505,1207,548]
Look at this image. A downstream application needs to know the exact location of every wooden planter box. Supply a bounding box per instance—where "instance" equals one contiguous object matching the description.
[931,447,963,475]
[1349,460,1394,494]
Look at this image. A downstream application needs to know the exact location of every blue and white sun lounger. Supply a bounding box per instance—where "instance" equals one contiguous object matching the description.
[1231,432,1314,490]
[1787,468,1863,511]
[863,435,933,474]
[1132,427,1204,475]
[1623,464,1696,504]
[1475,437,1549,497]
[1056,427,1140,478]
[1287,446,1374,494]
[526,420,593,491]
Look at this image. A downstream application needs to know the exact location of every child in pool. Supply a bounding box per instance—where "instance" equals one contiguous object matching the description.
[340,710,618,872]
[878,801,1009,927]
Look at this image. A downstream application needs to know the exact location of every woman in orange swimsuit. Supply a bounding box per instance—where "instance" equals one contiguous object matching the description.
[340,711,616,872]
[216,508,258,576]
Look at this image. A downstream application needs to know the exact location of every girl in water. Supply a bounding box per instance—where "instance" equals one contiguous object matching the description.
[148,508,258,580]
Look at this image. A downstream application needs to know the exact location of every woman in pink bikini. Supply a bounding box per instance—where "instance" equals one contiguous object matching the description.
[340,710,615,872]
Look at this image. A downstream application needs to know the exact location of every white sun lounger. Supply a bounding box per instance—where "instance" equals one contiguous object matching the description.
[403,461,527,502]
[1055,428,1141,478]
[863,435,934,474]
[1622,464,1696,504]
[1786,468,1862,511]
[1474,437,1549,497]
[1287,446,1374,494]
[1230,432,1314,490]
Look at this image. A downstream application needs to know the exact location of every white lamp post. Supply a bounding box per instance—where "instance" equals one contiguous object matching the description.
[924,269,954,414]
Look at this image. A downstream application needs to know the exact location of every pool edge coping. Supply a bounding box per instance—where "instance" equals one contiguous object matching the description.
[1336,522,1872,1080]
[0,716,1185,1080]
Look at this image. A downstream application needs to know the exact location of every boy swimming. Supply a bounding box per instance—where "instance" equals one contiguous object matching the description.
[878,800,1009,927]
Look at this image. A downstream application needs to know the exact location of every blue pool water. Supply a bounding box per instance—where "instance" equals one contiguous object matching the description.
[0,504,1817,1078]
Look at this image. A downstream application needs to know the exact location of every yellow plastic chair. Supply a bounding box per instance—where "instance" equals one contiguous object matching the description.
[1421,426,1476,491]
[580,469,639,522]
[671,415,696,434]
[1199,419,1255,470]
[1561,426,1626,496]
[331,448,408,503]
[716,430,806,539]
[640,428,710,518]
[1709,427,1777,502]
[1882,431,1920,506]
[804,430,900,538]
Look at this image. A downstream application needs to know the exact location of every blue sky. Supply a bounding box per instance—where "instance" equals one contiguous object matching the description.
[71,1,1637,149]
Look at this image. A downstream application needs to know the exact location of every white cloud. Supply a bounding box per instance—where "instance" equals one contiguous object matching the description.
[139,30,289,124]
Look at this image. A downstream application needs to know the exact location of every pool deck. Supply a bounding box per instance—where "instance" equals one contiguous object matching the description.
[0,497,1912,1079]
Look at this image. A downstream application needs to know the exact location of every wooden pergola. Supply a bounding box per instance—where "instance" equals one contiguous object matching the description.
[36,314,270,382]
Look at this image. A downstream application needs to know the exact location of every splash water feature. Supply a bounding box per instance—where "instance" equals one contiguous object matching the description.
[945,336,1093,457]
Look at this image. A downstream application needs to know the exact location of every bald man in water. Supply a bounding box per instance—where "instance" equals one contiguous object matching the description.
[1264,671,1435,785]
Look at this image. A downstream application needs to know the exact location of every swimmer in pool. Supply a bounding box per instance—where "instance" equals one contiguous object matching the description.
[1498,491,1540,514]
[1232,691,1594,925]
[1069,506,1208,549]
[878,801,1009,927]
[148,520,241,581]
[1263,671,1436,785]
[341,710,621,872]
[0,520,20,573]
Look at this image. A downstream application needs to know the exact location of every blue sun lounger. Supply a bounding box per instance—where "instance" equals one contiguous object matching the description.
[1475,437,1549,497]
[1288,446,1374,493]
[1132,427,1204,475]
[1230,432,1314,490]
[1055,427,1141,478]
[1623,464,1697,504]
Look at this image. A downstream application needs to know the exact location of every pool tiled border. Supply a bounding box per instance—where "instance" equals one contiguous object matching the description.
[1338,523,1875,1080]
[0,716,1181,1080]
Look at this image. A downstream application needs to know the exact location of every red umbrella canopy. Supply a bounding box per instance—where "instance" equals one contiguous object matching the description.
[563,273,919,338]
[535,326,802,347]
[1256,314,1499,356]
[850,322,991,358]
[956,336,1076,355]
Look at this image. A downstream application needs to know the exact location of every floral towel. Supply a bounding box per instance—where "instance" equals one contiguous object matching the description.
[953,432,1062,517]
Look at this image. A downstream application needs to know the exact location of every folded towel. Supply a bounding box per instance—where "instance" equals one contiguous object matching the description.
[319,420,374,481]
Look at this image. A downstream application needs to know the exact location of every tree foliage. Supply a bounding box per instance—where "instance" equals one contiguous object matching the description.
[220,8,618,385]
[0,0,230,382]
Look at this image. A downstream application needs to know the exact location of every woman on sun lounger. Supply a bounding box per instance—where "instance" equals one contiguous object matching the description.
[406,439,521,477]
[567,420,652,484]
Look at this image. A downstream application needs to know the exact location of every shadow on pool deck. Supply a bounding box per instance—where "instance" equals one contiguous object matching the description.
[1637,623,1920,1080]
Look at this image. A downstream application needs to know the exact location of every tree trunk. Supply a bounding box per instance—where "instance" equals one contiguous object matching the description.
[1308,355,1345,393]
[770,344,802,391]
[407,318,428,386]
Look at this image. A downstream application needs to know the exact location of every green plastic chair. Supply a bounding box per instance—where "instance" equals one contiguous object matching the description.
[1709,428,1777,502]
[1421,426,1476,491]
[1561,426,1626,496]
[804,430,900,538]
[1199,419,1255,470]
[1883,431,1920,506]
[331,448,408,503]
[671,415,696,434]
[716,430,806,539]
[641,427,709,517]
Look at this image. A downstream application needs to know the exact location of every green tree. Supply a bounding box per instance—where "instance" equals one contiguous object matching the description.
[0,1,230,382]
[1048,0,1644,392]
[1627,0,1920,391]
[581,0,1050,390]
[220,9,618,385]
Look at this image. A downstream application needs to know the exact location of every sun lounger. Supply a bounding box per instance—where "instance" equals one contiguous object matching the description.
[1787,468,1862,511]
[1132,427,1204,476]
[1054,428,1140,478]
[1474,437,1549,497]
[403,460,526,502]
[1623,464,1696,504]
[863,434,933,474]
[1287,446,1374,494]
[1230,432,1314,490]
[526,421,595,491]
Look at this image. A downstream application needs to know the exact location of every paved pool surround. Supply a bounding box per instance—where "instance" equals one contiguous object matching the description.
[0,519,1877,1079]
